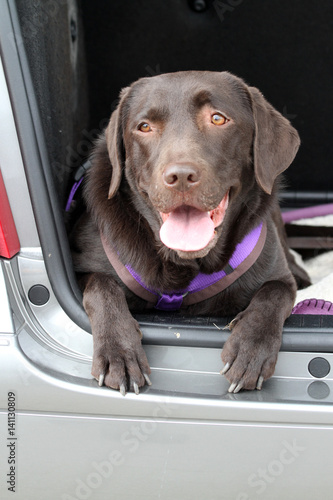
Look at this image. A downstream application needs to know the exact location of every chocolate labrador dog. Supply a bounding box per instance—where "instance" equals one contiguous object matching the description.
[72,71,309,395]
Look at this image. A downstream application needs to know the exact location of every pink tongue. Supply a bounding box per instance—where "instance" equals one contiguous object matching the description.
[160,206,215,252]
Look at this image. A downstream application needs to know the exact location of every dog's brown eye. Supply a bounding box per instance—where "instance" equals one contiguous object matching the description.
[211,113,228,126]
[138,122,152,133]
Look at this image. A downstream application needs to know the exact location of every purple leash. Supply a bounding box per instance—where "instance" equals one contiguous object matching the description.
[282,203,333,224]
[285,203,333,315]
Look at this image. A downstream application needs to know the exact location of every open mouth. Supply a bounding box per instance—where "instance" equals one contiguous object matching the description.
[159,191,229,253]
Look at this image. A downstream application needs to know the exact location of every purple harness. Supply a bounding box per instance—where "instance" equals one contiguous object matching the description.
[101,222,267,311]
[65,165,267,310]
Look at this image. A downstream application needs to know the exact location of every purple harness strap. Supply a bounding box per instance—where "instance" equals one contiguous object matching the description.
[65,178,83,212]
[101,222,267,311]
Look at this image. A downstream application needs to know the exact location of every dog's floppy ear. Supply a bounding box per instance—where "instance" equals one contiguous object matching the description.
[105,87,130,199]
[249,86,300,195]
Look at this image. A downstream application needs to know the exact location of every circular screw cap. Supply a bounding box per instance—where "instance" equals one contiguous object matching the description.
[308,357,330,378]
[28,285,50,306]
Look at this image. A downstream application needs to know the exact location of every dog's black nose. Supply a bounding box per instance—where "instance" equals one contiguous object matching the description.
[163,164,201,191]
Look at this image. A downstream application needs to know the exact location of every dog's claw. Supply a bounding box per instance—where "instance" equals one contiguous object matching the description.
[234,381,244,393]
[98,373,105,387]
[228,381,244,393]
[144,373,152,386]
[119,383,126,397]
[220,362,230,375]
[133,382,140,395]
[223,318,237,331]
[256,375,264,391]
[228,382,238,393]
[227,376,264,393]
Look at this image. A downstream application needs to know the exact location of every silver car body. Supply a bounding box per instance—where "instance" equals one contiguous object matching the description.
[1,1,333,499]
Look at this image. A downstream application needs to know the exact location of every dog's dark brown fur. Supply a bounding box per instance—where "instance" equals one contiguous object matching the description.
[72,71,309,394]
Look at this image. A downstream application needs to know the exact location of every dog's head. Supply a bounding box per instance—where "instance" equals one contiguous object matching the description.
[104,71,299,259]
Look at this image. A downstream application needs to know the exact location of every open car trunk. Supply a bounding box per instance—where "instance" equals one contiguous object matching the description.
[1,1,333,499]
[6,0,333,339]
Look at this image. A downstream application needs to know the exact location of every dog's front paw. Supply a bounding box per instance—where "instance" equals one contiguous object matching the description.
[92,321,151,396]
[220,314,282,394]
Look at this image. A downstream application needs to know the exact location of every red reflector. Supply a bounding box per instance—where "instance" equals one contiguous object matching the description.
[0,170,20,258]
